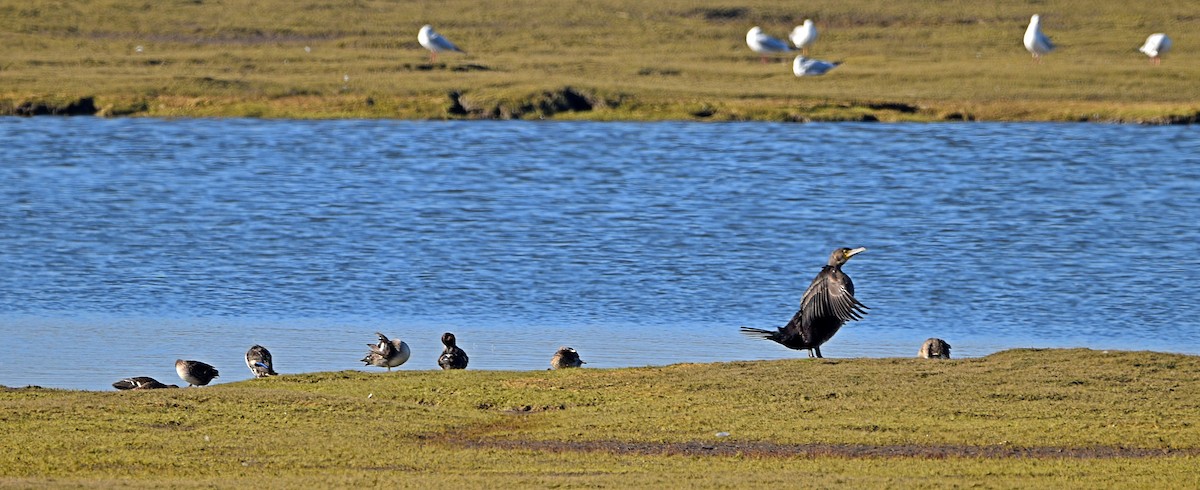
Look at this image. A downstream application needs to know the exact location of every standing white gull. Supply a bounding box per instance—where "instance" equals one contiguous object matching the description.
[1023,14,1055,62]
[1138,33,1171,65]
[746,26,792,63]
[793,56,841,77]
[418,25,466,62]
[790,19,818,56]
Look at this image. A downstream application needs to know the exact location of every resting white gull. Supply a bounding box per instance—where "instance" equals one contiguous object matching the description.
[793,56,841,77]
[418,25,466,62]
[1138,33,1171,65]
[746,26,792,63]
[790,20,818,56]
[1023,14,1055,62]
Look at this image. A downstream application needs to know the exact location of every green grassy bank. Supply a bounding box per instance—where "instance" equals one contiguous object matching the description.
[1,0,1198,122]
[3,349,1199,487]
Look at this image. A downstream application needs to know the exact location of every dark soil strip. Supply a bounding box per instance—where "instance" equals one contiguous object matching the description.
[448,438,1200,460]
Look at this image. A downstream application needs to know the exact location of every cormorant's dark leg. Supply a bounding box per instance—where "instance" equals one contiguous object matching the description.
[814,347,823,358]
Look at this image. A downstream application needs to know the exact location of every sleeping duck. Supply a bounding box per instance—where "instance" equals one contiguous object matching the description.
[112,376,178,390]
[175,359,220,387]
[245,345,278,378]
[550,346,586,369]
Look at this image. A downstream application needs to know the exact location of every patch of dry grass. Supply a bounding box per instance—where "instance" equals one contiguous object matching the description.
[2,349,1199,487]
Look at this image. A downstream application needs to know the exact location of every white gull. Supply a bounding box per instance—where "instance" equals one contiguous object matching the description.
[1138,33,1171,65]
[1023,14,1055,62]
[746,26,792,63]
[790,19,818,55]
[792,56,841,77]
[418,25,466,62]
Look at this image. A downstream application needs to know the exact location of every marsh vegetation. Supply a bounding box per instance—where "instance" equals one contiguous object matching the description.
[1,0,1198,121]
[3,349,1198,487]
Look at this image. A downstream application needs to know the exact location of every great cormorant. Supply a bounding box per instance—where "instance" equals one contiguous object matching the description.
[741,247,868,358]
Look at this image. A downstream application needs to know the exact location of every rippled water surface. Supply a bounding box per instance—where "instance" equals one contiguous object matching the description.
[1,118,1197,390]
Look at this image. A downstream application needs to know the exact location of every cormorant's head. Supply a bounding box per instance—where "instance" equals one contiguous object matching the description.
[442,332,457,347]
[828,247,867,267]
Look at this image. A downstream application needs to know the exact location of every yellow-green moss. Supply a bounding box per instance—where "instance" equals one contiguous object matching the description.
[3,349,1199,487]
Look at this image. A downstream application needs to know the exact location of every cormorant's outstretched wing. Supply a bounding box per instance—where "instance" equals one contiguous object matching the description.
[800,267,868,330]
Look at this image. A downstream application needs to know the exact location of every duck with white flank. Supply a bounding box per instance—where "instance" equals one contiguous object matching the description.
[437,332,469,370]
[741,247,869,358]
[245,345,278,378]
[361,332,412,371]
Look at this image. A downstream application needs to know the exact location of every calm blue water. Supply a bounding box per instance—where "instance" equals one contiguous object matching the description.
[1,118,1198,390]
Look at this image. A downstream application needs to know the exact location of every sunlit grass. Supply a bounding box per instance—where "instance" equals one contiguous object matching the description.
[3,349,1199,487]
[1,0,1198,121]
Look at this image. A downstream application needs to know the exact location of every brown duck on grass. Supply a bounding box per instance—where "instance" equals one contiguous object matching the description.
[175,359,219,387]
[112,376,178,390]
[550,346,586,369]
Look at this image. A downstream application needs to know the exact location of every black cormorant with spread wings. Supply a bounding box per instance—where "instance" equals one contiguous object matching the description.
[741,247,868,358]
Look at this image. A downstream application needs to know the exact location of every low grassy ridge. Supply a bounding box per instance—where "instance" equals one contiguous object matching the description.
[1,0,1198,122]
[3,349,1199,487]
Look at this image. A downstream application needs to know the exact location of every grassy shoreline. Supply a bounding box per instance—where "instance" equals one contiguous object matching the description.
[6,92,1200,124]
[2,0,1198,123]
[3,348,1199,487]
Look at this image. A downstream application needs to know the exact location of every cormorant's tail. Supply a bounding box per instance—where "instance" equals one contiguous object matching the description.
[739,326,778,341]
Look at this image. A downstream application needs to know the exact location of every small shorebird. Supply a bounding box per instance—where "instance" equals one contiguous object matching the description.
[1138,33,1171,65]
[175,359,220,387]
[112,376,178,390]
[418,25,466,62]
[1023,14,1055,62]
[918,338,952,359]
[550,346,586,369]
[361,332,411,371]
[741,247,869,358]
[437,332,469,370]
[789,19,818,56]
[245,345,278,378]
[746,26,792,63]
